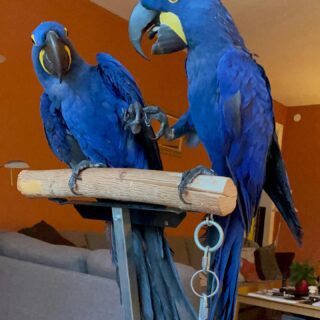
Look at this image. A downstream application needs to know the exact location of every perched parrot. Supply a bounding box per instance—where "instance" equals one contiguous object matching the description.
[31,21,197,320]
[128,1,303,319]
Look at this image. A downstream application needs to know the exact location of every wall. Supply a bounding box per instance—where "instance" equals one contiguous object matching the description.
[275,106,320,263]
[273,101,288,126]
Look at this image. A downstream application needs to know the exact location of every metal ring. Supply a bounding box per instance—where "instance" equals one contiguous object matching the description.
[190,270,220,299]
[194,219,224,252]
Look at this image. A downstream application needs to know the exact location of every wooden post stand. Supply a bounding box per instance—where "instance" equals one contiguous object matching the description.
[17,168,237,320]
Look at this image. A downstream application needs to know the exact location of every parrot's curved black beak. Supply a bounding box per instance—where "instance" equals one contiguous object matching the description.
[129,3,159,59]
[42,30,71,81]
[129,3,187,58]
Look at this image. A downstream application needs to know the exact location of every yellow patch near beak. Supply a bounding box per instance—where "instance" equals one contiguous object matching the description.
[64,45,72,71]
[39,49,51,74]
[39,45,72,75]
[160,12,187,44]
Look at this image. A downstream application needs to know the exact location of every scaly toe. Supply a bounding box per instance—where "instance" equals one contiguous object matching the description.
[68,175,81,195]
[178,172,194,204]
[178,166,215,205]
[178,183,192,205]
[68,161,106,195]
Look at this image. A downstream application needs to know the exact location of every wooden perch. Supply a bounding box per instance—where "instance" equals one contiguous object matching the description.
[17,168,237,216]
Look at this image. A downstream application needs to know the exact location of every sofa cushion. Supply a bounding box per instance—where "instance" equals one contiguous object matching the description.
[240,247,260,282]
[255,244,282,280]
[0,255,124,320]
[86,232,110,250]
[0,232,89,273]
[175,263,199,310]
[86,249,116,279]
[243,239,260,249]
[60,231,88,248]
[19,221,76,247]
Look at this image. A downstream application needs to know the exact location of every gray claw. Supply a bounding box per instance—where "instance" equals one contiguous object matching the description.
[178,179,192,205]
[124,102,143,135]
[69,160,106,195]
[69,175,81,195]
[143,106,173,141]
[178,165,215,204]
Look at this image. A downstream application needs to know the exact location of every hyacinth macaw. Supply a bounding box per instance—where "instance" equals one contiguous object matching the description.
[128,1,303,319]
[31,21,197,320]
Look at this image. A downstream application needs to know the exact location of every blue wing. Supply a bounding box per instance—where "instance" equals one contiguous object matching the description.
[217,48,274,231]
[95,54,195,318]
[96,53,162,170]
[40,93,86,168]
[208,48,275,319]
[96,53,143,106]
[210,49,303,319]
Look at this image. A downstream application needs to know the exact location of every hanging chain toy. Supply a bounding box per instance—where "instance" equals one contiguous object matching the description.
[191,215,224,320]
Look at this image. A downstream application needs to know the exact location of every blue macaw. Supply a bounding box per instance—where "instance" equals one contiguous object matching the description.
[128,1,303,319]
[31,21,197,320]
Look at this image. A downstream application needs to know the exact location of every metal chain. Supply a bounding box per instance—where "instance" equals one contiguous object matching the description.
[190,215,224,320]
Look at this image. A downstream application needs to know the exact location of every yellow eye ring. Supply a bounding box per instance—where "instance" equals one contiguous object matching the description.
[64,27,68,36]
[168,0,178,3]
[31,34,36,45]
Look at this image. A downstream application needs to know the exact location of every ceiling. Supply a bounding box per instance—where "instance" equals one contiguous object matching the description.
[91,0,320,107]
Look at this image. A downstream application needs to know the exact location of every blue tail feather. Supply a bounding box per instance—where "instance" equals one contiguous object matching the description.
[209,212,244,320]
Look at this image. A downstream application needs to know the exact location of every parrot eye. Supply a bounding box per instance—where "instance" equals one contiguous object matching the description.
[31,34,36,45]
[168,0,179,3]
[64,27,68,36]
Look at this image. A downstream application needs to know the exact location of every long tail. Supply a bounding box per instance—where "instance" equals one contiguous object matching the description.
[264,133,303,244]
[111,223,197,320]
[208,212,244,320]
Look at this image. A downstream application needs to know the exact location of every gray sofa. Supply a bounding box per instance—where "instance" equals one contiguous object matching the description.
[0,231,200,320]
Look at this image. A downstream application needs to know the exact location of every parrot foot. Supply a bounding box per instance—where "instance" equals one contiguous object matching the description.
[69,160,106,195]
[123,101,144,135]
[143,106,175,140]
[179,165,216,204]
[124,103,174,141]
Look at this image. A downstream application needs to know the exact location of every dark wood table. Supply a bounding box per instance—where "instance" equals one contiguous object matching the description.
[236,292,320,319]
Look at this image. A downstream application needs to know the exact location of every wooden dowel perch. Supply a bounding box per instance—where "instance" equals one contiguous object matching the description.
[17,168,237,216]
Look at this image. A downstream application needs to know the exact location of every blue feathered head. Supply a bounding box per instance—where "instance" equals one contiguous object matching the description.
[129,0,244,58]
[31,21,73,82]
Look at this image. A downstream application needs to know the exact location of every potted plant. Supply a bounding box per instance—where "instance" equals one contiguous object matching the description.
[290,262,317,296]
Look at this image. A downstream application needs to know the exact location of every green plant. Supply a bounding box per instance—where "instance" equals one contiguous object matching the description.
[289,261,317,286]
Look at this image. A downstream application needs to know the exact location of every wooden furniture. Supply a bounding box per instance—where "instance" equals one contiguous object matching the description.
[236,281,320,320]
[235,281,281,320]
